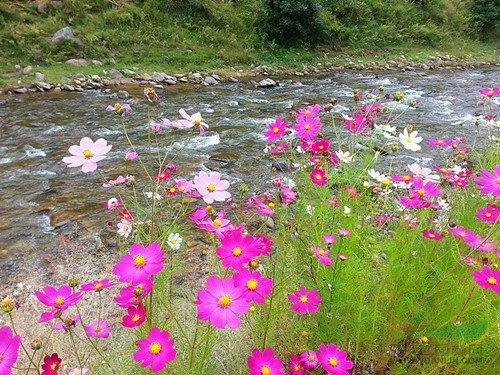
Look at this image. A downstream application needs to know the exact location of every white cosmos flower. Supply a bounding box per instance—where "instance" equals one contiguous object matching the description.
[167,233,183,250]
[344,206,351,215]
[306,205,315,216]
[335,150,352,164]
[399,128,422,151]
[117,219,132,238]
[145,191,163,200]
[368,169,382,182]
[375,124,396,133]
[408,163,440,183]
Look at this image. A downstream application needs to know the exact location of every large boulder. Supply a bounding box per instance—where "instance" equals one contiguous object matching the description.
[51,27,79,45]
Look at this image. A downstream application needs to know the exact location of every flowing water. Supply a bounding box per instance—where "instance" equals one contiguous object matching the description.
[1,69,499,283]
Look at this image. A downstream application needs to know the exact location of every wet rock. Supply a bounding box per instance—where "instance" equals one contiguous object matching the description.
[34,81,52,90]
[117,90,129,99]
[209,152,236,164]
[203,161,221,171]
[62,84,75,91]
[87,81,101,89]
[54,87,62,92]
[74,79,82,85]
[212,74,222,81]
[165,78,177,85]
[142,73,152,81]
[228,77,239,83]
[122,69,137,76]
[36,203,55,213]
[13,87,28,94]
[22,65,32,75]
[179,77,188,83]
[90,74,101,82]
[152,72,165,82]
[74,73,86,80]
[107,69,123,79]
[189,72,203,83]
[228,100,239,107]
[0,221,9,230]
[50,210,82,228]
[91,60,103,66]
[174,73,185,78]
[204,76,218,85]
[257,78,277,88]
[52,27,79,45]
[66,59,88,67]
[34,72,45,81]
[153,84,163,89]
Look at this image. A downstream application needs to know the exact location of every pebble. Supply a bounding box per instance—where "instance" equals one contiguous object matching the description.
[117,90,129,99]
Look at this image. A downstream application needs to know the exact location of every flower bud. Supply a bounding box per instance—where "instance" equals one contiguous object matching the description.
[68,278,79,288]
[1,297,16,314]
[31,338,42,350]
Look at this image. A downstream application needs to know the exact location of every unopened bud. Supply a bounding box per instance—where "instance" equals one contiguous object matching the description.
[68,278,79,288]
[31,338,42,350]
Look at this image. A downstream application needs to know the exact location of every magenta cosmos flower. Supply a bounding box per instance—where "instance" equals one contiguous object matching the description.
[476,204,499,223]
[422,229,442,241]
[80,278,115,293]
[248,348,285,375]
[289,354,307,375]
[264,116,288,143]
[474,165,500,196]
[479,87,500,97]
[193,171,231,204]
[85,320,110,338]
[35,285,82,311]
[312,246,333,266]
[62,137,112,173]
[113,242,165,283]
[41,353,62,375]
[317,343,353,375]
[122,303,147,328]
[472,266,500,294]
[293,114,321,139]
[310,168,327,186]
[195,275,250,328]
[215,229,260,270]
[0,326,21,375]
[299,350,319,371]
[134,327,176,373]
[233,269,273,304]
[288,286,322,314]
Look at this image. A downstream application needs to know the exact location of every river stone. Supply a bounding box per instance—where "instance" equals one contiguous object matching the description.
[50,210,81,228]
[52,27,78,45]
[0,221,8,230]
[74,86,84,92]
[54,87,62,92]
[107,69,123,79]
[74,73,86,80]
[13,87,28,94]
[178,77,188,83]
[62,84,75,91]
[34,81,52,90]
[152,72,165,82]
[90,74,101,82]
[204,76,217,85]
[165,79,177,85]
[257,78,277,87]
[142,73,152,81]
[117,90,129,99]
[66,59,88,67]
[36,203,55,212]
[22,65,32,74]
[91,60,103,66]
[189,72,203,82]
[34,72,45,81]
[228,77,239,82]
[122,69,136,76]
[87,81,101,89]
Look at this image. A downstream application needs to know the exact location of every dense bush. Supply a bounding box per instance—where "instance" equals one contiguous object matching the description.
[469,0,500,39]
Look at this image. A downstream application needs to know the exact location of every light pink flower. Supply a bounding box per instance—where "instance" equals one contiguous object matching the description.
[179,109,209,135]
[117,219,132,238]
[84,320,110,338]
[193,171,231,204]
[62,137,112,173]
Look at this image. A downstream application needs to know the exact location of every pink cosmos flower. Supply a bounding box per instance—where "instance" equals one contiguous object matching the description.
[113,242,165,283]
[422,229,442,241]
[193,171,231,204]
[102,175,126,188]
[248,348,285,375]
[196,211,232,238]
[114,280,153,308]
[264,116,288,143]
[0,326,21,375]
[449,226,475,243]
[474,165,500,196]
[134,327,176,373]
[281,187,297,203]
[257,235,273,256]
[344,114,371,133]
[337,228,351,237]
[176,179,193,194]
[144,88,160,103]
[233,269,273,304]
[272,143,287,154]
[312,246,333,266]
[476,204,499,223]
[310,168,327,186]
[53,315,80,331]
[85,320,110,338]
[150,124,161,133]
[104,198,122,210]
[125,150,138,160]
[293,114,321,139]
[479,87,500,97]
[472,266,500,293]
[398,193,430,209]
[215,229,260,270]
[311,139,330,153]
[119,209,133,221]
[81,278,115,293]
[323,234,337,247]
[468,235,498,252]
[122,303,147,328]
[41,353,61,375]
[106,103,131,117]
[246,195,275,216]
[412,178,442,198]
[317,343,353,375]
[155,170,171,182]
[298,104,321,116]
[62,137,112,173]
[179,109,209,135]
[288,286,322,314]
[69,368,88,375]
[195,275,250,328]
[289,354,307,375]
[428,138,453,147]
[299,350,319,371]
[35,285,82,312]
[338,253,349,261]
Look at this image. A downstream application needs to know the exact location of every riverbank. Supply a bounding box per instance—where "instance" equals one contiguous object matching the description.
[1,47,499,96]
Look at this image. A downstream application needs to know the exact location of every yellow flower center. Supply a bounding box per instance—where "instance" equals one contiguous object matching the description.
[403,175,411,181]
[114,103,122,110]
[485,213,492,217]
[300,295,308,303]
[319,145,324,150]
[417,189,425,196]
[488,89,494,95]
[268,202,275,209]
[232,247,242,256]
[294,364,301,371]
[149,342,162,355]
[304,124,310,130]
[206,205,213,212]
[318,250,324,256]
[55,297,65,305]
[179,185,186,191]
[219,295,231,307]
[273,127,279,134]
[51,363,57,371]
[308,355,315,361]
[261,366,271,375]
[407,137,412,143]
[160,173,165,178]
[487,277,497,285]
[123,226,129,232]
[305,109,310,115]
[496,177,500,184]
[134,254,146,267]
[83,149,93,158]
[94,283,103,290]
[428,233,435,238]
[194,119,201,126]
[329,357,338,366]
[170,188,176,193]
[94,325,101,332]
[132,314,141,322]
[247,279,258,290]
[171,239,177,244]
[207,184,216,192]
[213,219,221,227]
[459,232,466,238]
[382,179,390,185]
[315,174,322,180]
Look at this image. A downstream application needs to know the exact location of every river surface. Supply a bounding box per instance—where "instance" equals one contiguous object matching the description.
[1,69,499,283]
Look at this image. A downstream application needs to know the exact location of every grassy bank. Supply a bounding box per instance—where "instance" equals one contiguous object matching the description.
[0,0,498,88]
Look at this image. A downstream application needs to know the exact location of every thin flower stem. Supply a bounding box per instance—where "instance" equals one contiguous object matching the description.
[8,314,41,375]
[68,329,84,369]
[261,263,277,348]
[189,318,200,369]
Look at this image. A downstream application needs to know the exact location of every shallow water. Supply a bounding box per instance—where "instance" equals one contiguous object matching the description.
[1,69,499,282]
